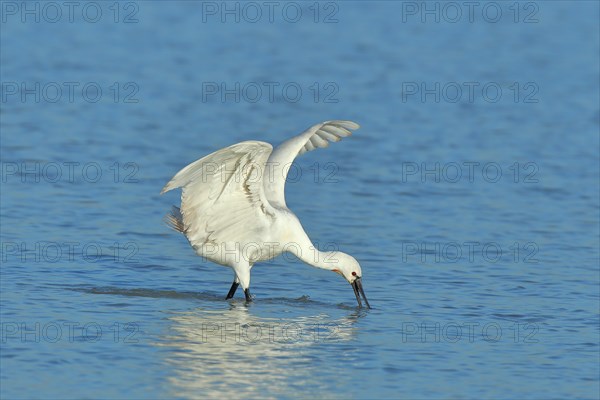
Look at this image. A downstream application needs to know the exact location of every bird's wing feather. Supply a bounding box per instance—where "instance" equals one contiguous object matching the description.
[161,141,274,250]
[263,120,359,207]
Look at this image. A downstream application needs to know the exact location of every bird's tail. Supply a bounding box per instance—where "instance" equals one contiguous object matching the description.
[164,206,185,233]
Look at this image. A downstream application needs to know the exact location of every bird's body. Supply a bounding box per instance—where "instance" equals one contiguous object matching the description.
[161,120,370,307]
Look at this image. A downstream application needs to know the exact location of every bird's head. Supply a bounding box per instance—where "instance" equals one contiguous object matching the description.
[330,252,371,309]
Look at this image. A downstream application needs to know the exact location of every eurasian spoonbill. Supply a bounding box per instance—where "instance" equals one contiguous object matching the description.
[161,120,370,308]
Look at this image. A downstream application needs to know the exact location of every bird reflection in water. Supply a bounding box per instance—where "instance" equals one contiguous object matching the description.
[154,304,365,398]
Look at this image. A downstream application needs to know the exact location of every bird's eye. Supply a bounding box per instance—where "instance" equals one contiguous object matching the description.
[352,271,357,276]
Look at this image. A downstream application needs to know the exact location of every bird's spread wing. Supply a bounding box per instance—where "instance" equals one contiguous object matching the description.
[161,141,274,249]
[263,120,360,207]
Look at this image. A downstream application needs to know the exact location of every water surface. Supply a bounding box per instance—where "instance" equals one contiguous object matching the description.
[1,2,599,399]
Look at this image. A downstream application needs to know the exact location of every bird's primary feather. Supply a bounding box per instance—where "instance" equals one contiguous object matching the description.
[263,120,360,207]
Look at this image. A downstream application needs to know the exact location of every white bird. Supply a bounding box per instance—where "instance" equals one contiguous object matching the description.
[160,120,370,308]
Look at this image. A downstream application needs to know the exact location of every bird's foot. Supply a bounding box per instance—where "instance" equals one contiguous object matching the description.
[244,289,253,302]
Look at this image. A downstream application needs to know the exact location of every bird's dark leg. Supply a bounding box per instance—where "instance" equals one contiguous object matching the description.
[226,281,239,299]
[244,288,252,302]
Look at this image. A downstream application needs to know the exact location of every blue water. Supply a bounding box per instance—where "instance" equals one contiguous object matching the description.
[1,1,599,399]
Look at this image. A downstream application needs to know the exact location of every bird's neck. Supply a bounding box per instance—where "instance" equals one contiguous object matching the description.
[291,244,346,272]
[285,219,349,271]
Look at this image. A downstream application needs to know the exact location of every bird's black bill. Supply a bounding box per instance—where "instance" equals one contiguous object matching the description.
[352,278,371,309]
